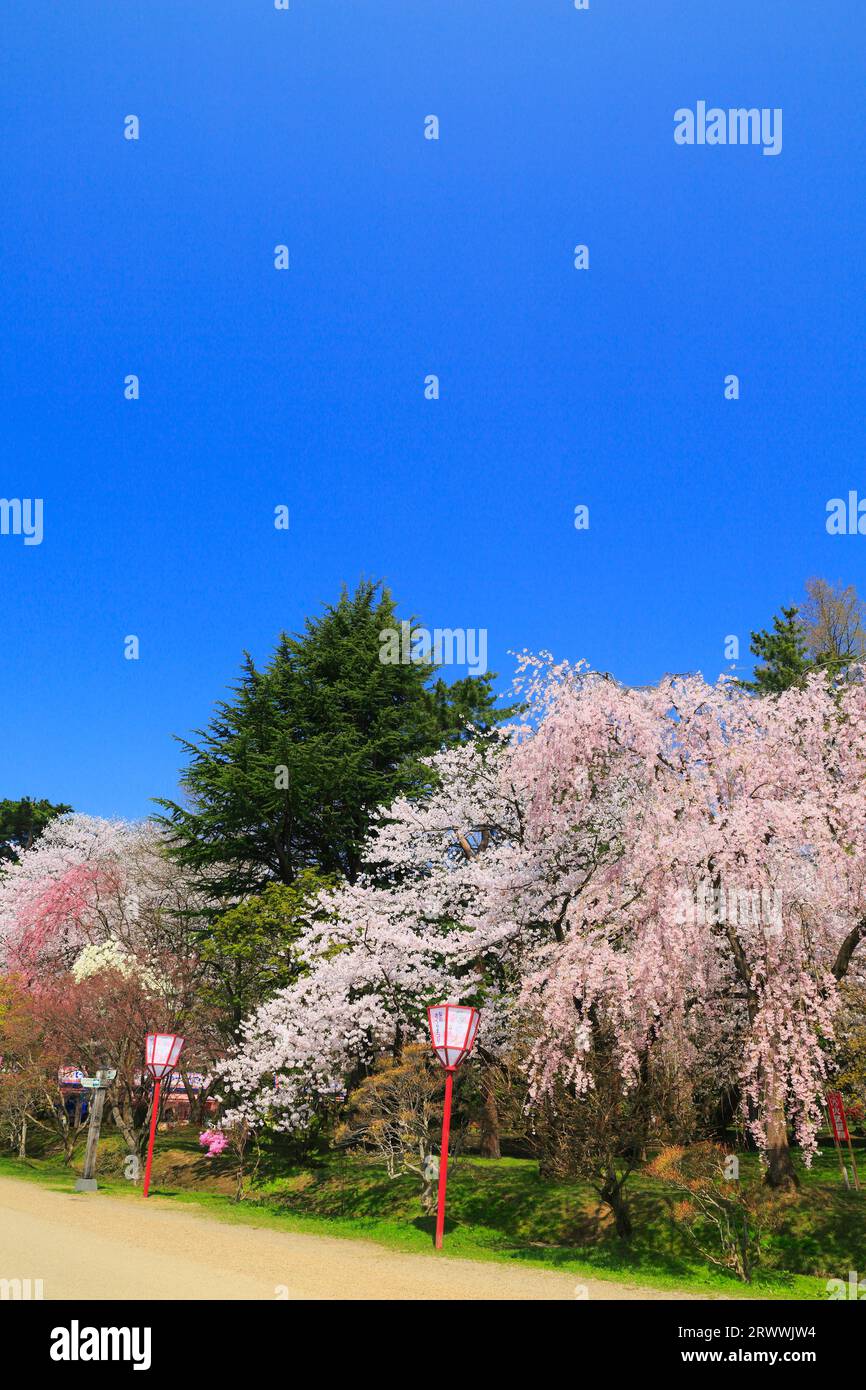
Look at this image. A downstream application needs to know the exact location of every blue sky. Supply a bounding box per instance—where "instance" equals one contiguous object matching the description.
[1,0,863,819]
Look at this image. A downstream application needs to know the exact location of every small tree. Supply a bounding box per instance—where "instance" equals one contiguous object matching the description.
[200,1121,259,1201]
[337,1044,455,1212]
[800,577,866,678]
[0,1060,42,1157]
[740,606,811,694]
[201,873,332,1035]
[0,974,88,1164]
[647,1143,770,1283]
[528,1035,693,1241]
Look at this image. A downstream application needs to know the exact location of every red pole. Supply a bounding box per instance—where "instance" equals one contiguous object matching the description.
[142,1078,161,1198]
[434,1069,454,1249]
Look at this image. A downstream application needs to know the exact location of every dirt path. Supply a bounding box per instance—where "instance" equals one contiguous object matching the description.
[0,1175,711,1301]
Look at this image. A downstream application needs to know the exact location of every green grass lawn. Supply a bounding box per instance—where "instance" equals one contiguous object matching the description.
[2,1129,862,1301]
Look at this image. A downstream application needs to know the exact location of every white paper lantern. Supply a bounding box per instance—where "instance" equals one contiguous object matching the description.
[427,1004,480,1071]
[144,1032,185,1081]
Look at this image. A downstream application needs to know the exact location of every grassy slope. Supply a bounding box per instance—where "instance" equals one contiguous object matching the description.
[3,1128,862,1300]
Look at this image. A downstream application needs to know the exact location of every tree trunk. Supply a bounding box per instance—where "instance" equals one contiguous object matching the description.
[601,1178,633,1239]
[18,1117,27,1159]
[180,1068,197,1120]
[479,1069,501,1160]
[764,1100,798,1190]
[109,1100,139,1156]
[55,1102,75,1165]
[195,1088,210,1128]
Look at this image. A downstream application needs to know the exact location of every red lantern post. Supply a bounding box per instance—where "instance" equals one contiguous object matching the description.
[427,1004,480,1249]
[142,1033,184,1198]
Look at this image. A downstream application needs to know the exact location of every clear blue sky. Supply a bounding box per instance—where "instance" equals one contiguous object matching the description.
[1,1,863,819]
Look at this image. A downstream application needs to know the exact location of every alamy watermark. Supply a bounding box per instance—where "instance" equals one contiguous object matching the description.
[50,1321,151,1371]
[0,1277,44,1300]
[0,498,43,546]
[674,103,782,157]
[826,493,866,535]
[673,881,782,935]
[827,1271,866,1300]
[379,621,488,676]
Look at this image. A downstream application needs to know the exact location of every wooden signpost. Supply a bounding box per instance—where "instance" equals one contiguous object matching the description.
[827,1090,860,1191]
[74,1069,117,1193]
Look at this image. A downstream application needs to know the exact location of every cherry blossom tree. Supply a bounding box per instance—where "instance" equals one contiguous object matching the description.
[510,659,866,1188]
[0,812,211,983]
[220,657,866,1193]
[217,678,639,1139]
[0,815,128,974]
[0,813,222,1153]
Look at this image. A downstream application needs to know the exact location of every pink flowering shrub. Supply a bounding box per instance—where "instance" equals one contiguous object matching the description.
[199,1129,229,1157]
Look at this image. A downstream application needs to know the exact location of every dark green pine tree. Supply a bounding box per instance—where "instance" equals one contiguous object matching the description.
[156,580,513,896]
[740,605,813,694]
[0,797,72,865]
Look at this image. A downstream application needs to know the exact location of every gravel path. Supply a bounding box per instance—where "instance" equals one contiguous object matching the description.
[0,1175,711,1301]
